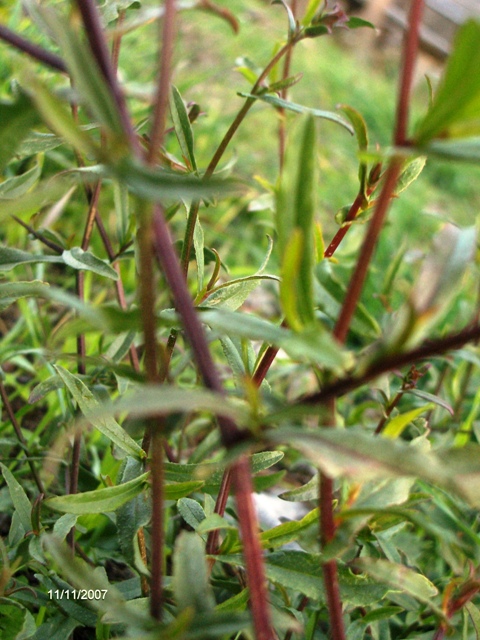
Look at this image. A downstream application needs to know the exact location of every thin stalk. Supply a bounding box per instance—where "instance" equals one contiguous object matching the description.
[395,0,425,146]
[205,38,297,180]
[151,207,273,639]
[0,382,45,495]
[142,0,177,620]
[231,457,276,640]
[302,322,480,408]
[147,0,176,164]
[0,24,66,72]
[333,159,402,344]
[73,0,140,153]
[12,216,64,254]
[318,4,424,636]
[170,36,301,378]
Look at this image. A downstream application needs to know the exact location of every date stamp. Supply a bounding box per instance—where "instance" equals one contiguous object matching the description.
[48,589,108,600]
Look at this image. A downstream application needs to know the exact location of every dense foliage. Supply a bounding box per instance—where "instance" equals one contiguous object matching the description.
[2,1,480,639]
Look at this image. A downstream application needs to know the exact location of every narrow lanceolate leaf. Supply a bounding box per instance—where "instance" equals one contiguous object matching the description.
[416,21,480,142]
[465,602,480,637]
[0,463,32,534]
[277,115,317,328]
[62,248,119,280]
[173,532,215,613]
[0,163,41,199]
[38,9,126,141]
[239,93,354,134]
[267,426,480,506]
[272,0,297,38]
[55,365,145,459]
[337,104,368,193]
[0,247,63,270]
[353,558,441,615]
[113,158,237,202]
[170,86,198,173]
[0,280,50,311]
[45,473,149,514]
[382,404,434,439]
[217,551,388,605]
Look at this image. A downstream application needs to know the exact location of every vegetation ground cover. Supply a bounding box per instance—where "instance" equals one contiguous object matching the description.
[2,1,480,639]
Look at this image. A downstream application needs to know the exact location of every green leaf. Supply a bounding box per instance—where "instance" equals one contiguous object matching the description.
[232,508,319,552]
[0,93,40,171]
[239,92,354,134]
[170,85,198,173]
[280,229,305,331]
[0,603,35,640]
[117,457,151,564]
[465,602,480,638]
[0,280,50,311]
[394,156,426,195]
[278,115,317,327]
[346,17,375,30]
[203,275,279,311]
[279,474,318,502]
[199,308,351,371]
[416,20,480,142]
[102,0,141,23]
[166,451,284,490]
[54,365,145,459]
[113,158,236,202]
[337,104,368,193]
[42,536,148,628]
[0,463,32,534]
[0,178,76,221]
[173,532,215,612]
[62,247,119,280]
[196,513,236,534]
[94,383,246,426]
[45,472,148,514]
[301,0,324,25]
[217,552,388,605]
[272,0,297,38]
[353,558,441,615]
[0,247,63,272]
[422,137,480,163]
[177,497,206,529]
[382,404,434,439]
[166,481,205,500]
[0,162,41,199]
[39,9,127,141]
[53,514,78,542]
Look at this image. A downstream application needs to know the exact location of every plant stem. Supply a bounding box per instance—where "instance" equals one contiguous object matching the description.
[151,207,273,638]
[0,24,66,72]
[205,39,297,180]
[333,159,402,344]
[317,5,425,635]
[147,0,176,164]
[395,0,425,146]
[302,321,480,407]
[231,456,275,640]
[11,216,64,254]
[74,0,140,153]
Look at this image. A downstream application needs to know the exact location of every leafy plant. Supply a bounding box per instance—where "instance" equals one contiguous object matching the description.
[1,1,480,639]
